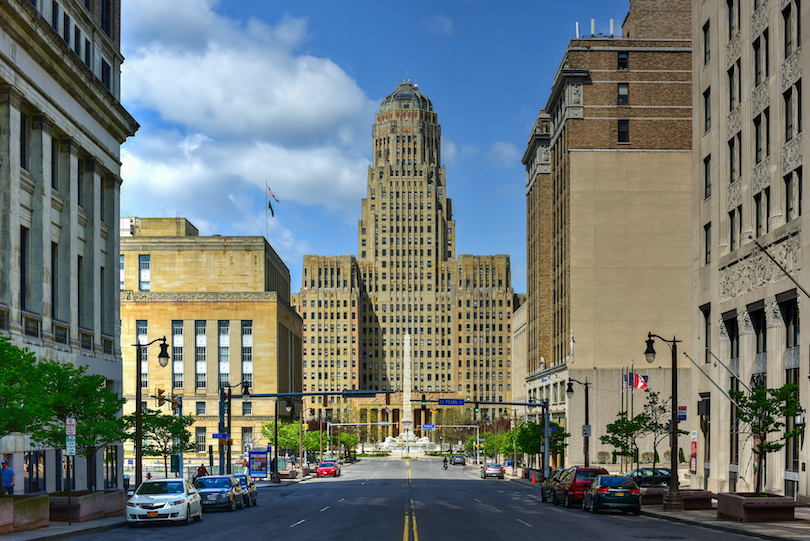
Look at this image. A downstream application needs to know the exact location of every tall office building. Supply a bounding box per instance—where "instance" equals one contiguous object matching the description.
[523,0,693,466]
[0,0,137,492]
[692,0,806,498]
[293,82,517,438]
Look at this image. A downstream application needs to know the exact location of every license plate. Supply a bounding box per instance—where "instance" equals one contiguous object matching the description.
[147,511,158,518]
[208,495,217,500]
[616,492,624,497]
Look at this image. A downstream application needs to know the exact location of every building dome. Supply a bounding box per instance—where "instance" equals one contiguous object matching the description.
[381,81,433,111]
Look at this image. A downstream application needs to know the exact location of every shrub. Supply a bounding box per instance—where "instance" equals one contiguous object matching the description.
[678,447,686,463]
[596,451,610,464]
[641,452,655,463]
[663,450,671,462]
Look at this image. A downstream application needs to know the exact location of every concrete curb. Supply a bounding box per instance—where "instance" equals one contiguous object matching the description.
[638,510,801,541]
[8,520,127,541]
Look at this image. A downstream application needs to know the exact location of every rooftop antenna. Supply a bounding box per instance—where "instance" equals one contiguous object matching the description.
[610,19,614,37]
[591,17,595,37]
[576,21,580,38]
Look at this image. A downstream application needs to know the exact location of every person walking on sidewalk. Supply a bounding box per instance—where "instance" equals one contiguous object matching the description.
[1,461,14,495]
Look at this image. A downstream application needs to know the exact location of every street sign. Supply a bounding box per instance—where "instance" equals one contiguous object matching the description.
[213,433,227,439]
[678,406,687,422]
[582,425,591,437]
[66,417,76,436]
[66,435,76,456]
[543,426,556,437]
[438,399,465,406]
[422,424,435,430]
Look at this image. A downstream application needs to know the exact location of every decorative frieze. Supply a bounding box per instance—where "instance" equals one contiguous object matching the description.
[0,84,23,109]
[121,291,280,302]
[752,4,769,38]
[726,33,741,69]
[752,157,771,194]
[782,134,802,174]
[718,316,729,340]
[719,234,802,301]
[727,105,742,134]
[765,295,785,327]
[752,81,769,116]
[727,179,742,211]
[32,114,53,133]
[738,307,754,335]
[782,48,801,92]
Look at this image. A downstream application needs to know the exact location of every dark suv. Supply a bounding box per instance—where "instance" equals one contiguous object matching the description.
[553,466,608,507]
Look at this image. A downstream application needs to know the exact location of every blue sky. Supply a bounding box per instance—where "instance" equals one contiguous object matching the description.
[119,0,629,293]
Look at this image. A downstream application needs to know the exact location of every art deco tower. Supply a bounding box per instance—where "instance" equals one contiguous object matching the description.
[294,81,518,435]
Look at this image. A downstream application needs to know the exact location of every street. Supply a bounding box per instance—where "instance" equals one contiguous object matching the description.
[75,458,754,541]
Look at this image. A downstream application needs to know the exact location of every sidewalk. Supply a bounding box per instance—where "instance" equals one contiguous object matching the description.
[511,475,810,541]
[0,517,126,541]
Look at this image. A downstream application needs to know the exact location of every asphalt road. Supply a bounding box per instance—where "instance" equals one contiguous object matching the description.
[72,458,755,541]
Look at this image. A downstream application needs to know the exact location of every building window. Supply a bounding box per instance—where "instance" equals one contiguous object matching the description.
[729,208,738,250]
[218,320,229,389]
[703,88,711,131]
[242,401,252,416]
[703,21,711,65]
[241,320,253,388]
[119,254,124,291]
[137,320,148,388]
[753,31,770,86]
[51,242,59,319]
[755,192,764,237]
[101,0,110,35]
[101,60,111,90]
[727,60,741,110]
[701,305,711,364]
[727,0,739,39]
[138,254,150,291]
[195,320,206,389]
[704,155,712,198]
[103,445,118,489]
[785,168,802,221]
[172,320,183,388]
[74,26,81,56]
[196,402,205,415]
[84,38,91,67]
[51,1,59,30]
[618,83,629,105]
[20,226,29,312]
[19,113,29,172]
[784,3,795,57]
[785,89,795,141]
[617,52,628,70]
[704,223,711,264]
[196,428,206,453]
[51,135,59,190]
[617,119,629,143]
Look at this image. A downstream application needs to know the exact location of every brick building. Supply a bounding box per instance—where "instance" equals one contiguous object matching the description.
[293,82,518,441]
[0,0,137,493]
[523,0,693,466]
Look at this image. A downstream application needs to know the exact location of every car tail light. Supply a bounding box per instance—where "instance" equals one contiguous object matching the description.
[597,487,609,495]
[630,489,640,495]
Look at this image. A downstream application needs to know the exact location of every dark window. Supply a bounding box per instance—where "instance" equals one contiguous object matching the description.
[51,242,59,319]
[617,119,629,143]
[101,60,111,90]
[63,13,70,44]
[101,0,111,35]
[20,226,29,311]
[51,136,59,190]
[702,305,711,363]
[19,112,29,171]
[786,89,794,140]
[755,193,763,237]
[617,52,628,70]
[703,21,711,64]
[74,26,81,55]
[84,39,90,67]
[51,1,59,29]
[703,88,711,131]
[704,155,711,198]
[704,222,711,264]
[77,158,84,207]
[618,83,629,105]
[785,5,794,56]
[729,209,737,250]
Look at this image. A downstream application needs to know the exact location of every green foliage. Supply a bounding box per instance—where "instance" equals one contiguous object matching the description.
[600,411,646,459]
[0,337,42,439]
[637,391,687,468]
[728,383,803,492]
[123,409,195,477]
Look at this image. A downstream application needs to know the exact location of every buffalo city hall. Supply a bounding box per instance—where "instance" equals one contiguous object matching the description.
[292,82,519,436]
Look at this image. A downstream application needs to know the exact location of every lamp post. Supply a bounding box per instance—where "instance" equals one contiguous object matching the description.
[220,381,250,474]
[134,336,169,489]
[645,332,684,511]
[565,378,590,467]
[271,399,293,483]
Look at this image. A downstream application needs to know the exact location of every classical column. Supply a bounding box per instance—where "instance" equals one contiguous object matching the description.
[737,307,756,491]
[765,296,786,493]
[0,85,23,330]
[714,317,731,493]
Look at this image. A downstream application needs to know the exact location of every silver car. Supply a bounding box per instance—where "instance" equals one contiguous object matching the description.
[126,479,202,527]
[481,463,505,479]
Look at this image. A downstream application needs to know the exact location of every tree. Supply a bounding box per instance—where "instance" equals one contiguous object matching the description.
[0,337,43,439]
[638,391,687,478]
[123,409,195,477]
[340,432,359,459]
[600,411,647,470]
[32,359,127,491]
[729,383,803,493]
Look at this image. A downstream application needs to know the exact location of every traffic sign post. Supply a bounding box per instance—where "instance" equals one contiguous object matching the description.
[65,417,75,525]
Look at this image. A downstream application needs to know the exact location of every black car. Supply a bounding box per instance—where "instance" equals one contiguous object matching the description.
[540,468,565,502]
[194,475,245,511]
[232,474,258,507]
[582,475,640,514]
[626,467,671,486]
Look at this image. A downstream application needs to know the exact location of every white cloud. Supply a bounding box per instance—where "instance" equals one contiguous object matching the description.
[441,137,458,165]
[486,142,521,167]
[422,15,454,37]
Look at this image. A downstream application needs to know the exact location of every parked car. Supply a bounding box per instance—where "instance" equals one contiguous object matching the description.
[126,478,202,527]
[626,467,671,486]
[322,458,341,475]
[553,466,609,507]
[317,462,339,477]
[540,468,566,503]
[481,463,505,479]
[451,455,466,465]
[582,475,640,515]
[194,475,245,511]
[232,474,258,507]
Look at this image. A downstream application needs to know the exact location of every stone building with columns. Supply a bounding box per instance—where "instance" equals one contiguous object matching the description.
[692,0,806,498]
[0,0,137,493]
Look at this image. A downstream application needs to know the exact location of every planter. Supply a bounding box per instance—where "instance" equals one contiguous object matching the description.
[717,492,808,522]
[640,487,666,505]
[103,489,126,517]
[0,494,50,534]
[49,490,106,522]
[279,470,298,480]
[681,489,715,510]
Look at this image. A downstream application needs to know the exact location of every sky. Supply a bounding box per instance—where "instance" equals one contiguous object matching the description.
[119,0,630,293]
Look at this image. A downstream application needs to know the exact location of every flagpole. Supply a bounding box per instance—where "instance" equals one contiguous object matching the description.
[265,181,269,240]
[621,363,625,473]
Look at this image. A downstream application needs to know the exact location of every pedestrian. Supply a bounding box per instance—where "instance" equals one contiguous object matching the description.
[1,461,14,496]
[197,464,208,478]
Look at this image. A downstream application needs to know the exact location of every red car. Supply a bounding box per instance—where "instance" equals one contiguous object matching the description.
[317,463,339,477]
[553,466,608,507]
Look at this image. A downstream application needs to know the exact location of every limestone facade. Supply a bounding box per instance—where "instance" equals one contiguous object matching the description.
[293,82,518,436]
[120,218,302,469]
[0,0,137,493]
[692,0,808,499]
[524,0,693,466]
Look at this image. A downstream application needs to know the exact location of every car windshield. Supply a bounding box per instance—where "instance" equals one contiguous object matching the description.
[319,463,335,468]
[575,470,605,481]
[599,477,636,488]
[233,476,247,485]
[486,464,501,468]
[136,481,185,495]
[195,477,231,489]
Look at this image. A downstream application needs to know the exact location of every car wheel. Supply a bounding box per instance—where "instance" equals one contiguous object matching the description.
[581,498,587,511]
[565,493,572,508]
[184,505,193,525]
[245,495,252,508]
[552,492,559,506]
[592,500,599,514]
[252,496,258,507]
[632,507,640,516]
[229,497,237,512]
[127,522,137,529]
[540,489,547,503]
[194,507,202,522]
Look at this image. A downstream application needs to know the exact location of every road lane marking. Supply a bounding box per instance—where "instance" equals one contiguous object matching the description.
[361,482,365,486]
[517,519,532,527]
[491,506,502,513]
[291,519,306,528]
[338,498,344,503]
[474,499,482,503]
[412,514,419,541]
[321,506,330,512]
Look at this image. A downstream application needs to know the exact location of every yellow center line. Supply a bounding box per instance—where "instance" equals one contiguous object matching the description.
[411,499,419,541]
[402,508,409,541]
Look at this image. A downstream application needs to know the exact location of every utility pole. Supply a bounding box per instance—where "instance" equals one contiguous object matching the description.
[218,387,225,474]
[226,386,233,474]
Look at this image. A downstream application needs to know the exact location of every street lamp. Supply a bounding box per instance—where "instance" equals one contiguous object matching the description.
[644,332,683,511]
[134,336,169,488]
[565,379,590,467]
[220,381,251,474]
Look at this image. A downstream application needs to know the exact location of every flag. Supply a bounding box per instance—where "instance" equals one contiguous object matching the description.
[634,374,648,390]
[385,407,391,415]
[622,373,630,390]
[268,187,280,203]
[267,186,279,217]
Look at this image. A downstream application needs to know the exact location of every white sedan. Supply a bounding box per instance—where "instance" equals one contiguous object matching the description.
[126,478,202,527]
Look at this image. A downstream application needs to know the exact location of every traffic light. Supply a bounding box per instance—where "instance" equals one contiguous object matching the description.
[474,401,480,413]
[421,394,426,412]
[156,388,166,407]
[170,394,181,410]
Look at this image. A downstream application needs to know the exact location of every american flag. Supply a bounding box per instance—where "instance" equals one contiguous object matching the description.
[623,373,630,389]
[268,188,280,203]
